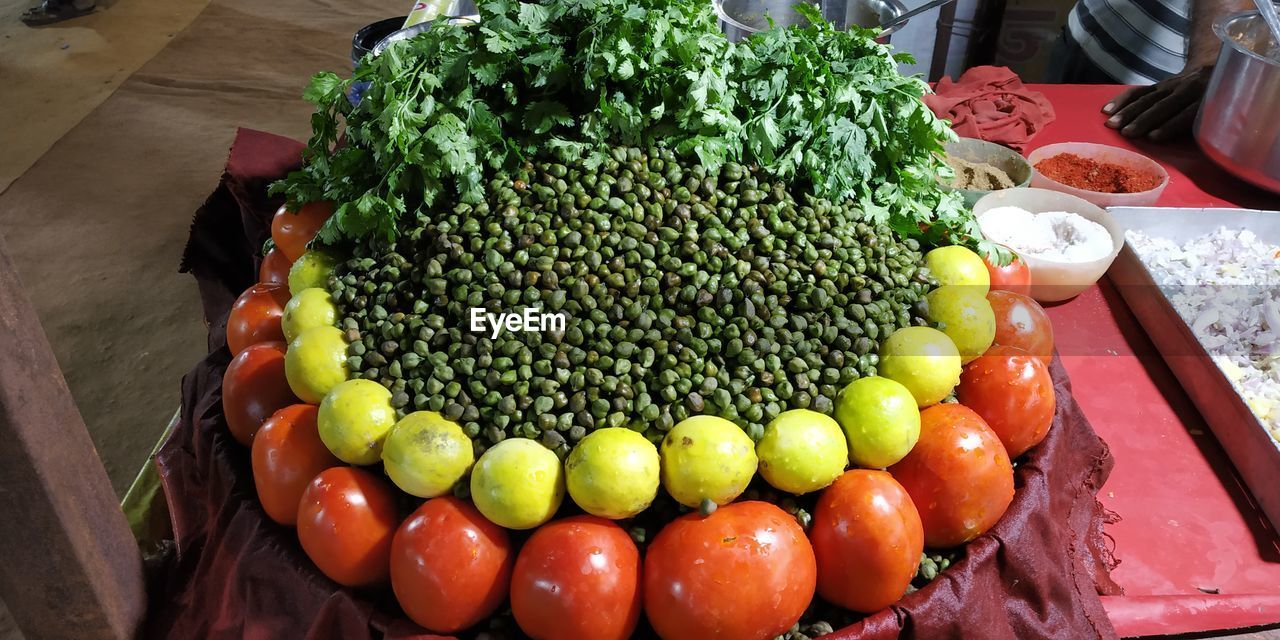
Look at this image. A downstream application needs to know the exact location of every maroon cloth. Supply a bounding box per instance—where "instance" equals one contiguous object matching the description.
[151,128,1119,639]
[925,66,1056,152]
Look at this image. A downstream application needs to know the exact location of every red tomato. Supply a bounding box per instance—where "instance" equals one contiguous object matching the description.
[511,516,641,640]
[271,202,333,261]
[251,405,341,526]
[391,497,513,633]
[889,404,1014,548]
[223,342,298,445]
[297,467,398,587]
[988,290,1054,366]
[811,470,923,613]
[984,250,1032,296]
[644,501,815,640]
[957,345,1055,458]
[226,283,291,356]
[259,247,292,285]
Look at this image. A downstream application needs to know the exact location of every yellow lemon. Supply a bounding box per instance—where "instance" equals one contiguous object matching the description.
[756,409,848,494]
[317,379,396,465]
[565,427,660,519]
[288,250,340,295]
[284,325,348,403]
[878,326,962,408]
[282,287,338,343]
[471,438,564,529]
[834,376,921,468]
[382,411,475,497]
[926,285,996,364]
[660,415,756,508]
[925,245,989,293]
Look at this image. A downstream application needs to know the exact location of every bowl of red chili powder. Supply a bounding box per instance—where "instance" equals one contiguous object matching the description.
[1028,142,1168,207]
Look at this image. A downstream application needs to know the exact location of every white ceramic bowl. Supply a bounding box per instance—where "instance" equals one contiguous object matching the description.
[1027,142,1168,208]
[972,188,1125,303]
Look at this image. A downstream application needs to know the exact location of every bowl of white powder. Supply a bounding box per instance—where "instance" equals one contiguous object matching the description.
[973,188,1125,302]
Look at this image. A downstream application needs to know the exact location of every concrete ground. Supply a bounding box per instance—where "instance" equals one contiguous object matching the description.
[0,0,208,636]
[0,0,209,192]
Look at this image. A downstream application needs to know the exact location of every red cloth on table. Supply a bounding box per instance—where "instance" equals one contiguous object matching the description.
[149,128,1120,640]
[925,66,1056,152]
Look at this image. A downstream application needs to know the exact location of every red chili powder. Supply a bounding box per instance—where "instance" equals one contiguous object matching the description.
[1034,152,1161,194]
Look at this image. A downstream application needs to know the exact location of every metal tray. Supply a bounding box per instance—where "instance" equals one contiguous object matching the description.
[1107,206,1280,533]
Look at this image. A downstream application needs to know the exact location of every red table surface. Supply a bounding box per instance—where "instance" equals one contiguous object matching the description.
[1024,84,1280,636]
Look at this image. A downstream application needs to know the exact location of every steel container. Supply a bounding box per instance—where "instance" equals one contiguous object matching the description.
[713,0,908,42]
[1194,11,1280,194]
[1108,206,1280,533]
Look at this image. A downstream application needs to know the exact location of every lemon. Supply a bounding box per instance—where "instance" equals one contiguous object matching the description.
[878,326,962,408]
[834,376,921,468]
[284,325,348,403]
[282,287,338,342]
[660,415,756,508]
[756,410,847,494]
[382,411,475,497]
[288,250,340,295]
[317,379,397,465]
[926,285,996,364]
[565,427,660,519]
[471,438,565,529]
[925,246,989,293]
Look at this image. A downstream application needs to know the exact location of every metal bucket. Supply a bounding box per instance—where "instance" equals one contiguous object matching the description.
[712,0,908,42]
[350,17,408,105]
[1194,11,1280,194]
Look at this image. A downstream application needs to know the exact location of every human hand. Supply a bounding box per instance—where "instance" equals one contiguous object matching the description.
[1101,66,1214,141]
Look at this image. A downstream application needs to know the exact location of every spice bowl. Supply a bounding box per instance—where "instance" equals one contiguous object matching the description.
[973,188,1126,302]
[939,138,1033,207]
[1028,142,1169,208]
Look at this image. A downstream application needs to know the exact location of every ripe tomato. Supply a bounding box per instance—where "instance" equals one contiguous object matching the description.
[391,497,513,633]
[811,470,923,613]
[889,404,1014,548]
[957,345,1055,458]
[297,467,398,587]
[251,405,341,526]
[271,202,333,261]
[259,247,292,285]
[644,501,815,640]
[226,283,291,356]
[511,516,641,640]
[984,250,1032,296]
[223,342,298,445]
[988,290,1054,366]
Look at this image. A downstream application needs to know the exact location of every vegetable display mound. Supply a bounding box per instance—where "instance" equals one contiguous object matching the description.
[334,147,932,455]
[230,0,1067,637]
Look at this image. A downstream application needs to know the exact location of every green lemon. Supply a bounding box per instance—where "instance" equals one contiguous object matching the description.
[382,411,475,497]
[660,415,757,508]
[756,410,848,495]
[565,427,660,519]
[288,250,340,295]
[284,325,348,403]
[282,287,338,342]
[925,246,989,293]
[878,326,962,408]
[317,379,397,465]
[471,438,565,529]
[926,285,996,364]
[834,376,921,468]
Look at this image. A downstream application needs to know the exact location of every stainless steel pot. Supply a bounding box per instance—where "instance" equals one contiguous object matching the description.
[712,0,909,42]
[1195,11,1280,194]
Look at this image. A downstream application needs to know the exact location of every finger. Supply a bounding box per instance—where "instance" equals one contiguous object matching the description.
[1106,88,1167,129]
[1121,91,1195,137]
[1148,102,1201,141]
[1103,86,1150,115]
